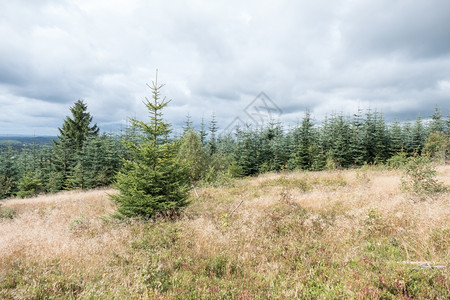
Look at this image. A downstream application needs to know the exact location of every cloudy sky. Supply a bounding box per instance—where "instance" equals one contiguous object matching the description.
[1,0,449,136]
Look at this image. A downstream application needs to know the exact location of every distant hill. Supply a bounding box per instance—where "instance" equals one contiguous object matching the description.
[0,136,56,146]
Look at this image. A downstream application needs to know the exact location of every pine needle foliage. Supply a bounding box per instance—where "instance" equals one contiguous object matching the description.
[53,100,99,188]
[401,156,448,200]
[112,71,190,219]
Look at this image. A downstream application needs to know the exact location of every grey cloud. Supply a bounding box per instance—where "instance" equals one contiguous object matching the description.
[341,0,450,59]
[0,0,449,135]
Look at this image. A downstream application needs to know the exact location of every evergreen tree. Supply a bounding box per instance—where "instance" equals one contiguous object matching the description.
[53,100,99,189]
[258,121,286,172]
[389,119,404,155]
[429,106,444,133]
[411,114,426,154]
[402,121,414,154]
[183,113,193,134]
[296,111,315,170]
[235,124,260,176]
[350,108,366,166]
[16,171,43,198]
[286,122,301,170]
[310,122,327,170]
[328,113,351,168]
[0,176,13,199]
[446,113,450,133]
[112,72,190,218]
[55,100,99,151]
[364,109,377,163]
[0,145,18,197]
[208,113,218,154]
[199,116,208,145]
[373,112,389,163]
[423,132,447,164]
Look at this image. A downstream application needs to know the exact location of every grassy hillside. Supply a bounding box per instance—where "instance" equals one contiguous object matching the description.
[0,167,449,299]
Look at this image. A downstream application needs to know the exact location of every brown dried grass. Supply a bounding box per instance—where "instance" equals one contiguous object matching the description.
[0,166,448,298]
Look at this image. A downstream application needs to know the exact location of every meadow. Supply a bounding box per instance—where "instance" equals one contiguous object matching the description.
[1,166,449,299]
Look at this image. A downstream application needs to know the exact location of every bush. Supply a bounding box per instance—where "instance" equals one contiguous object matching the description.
[16,172,43,198]
[401,156,448,199]
[0,204,16,220]
[0,176,14,199]
[423,132,448,164]
[178,130,209,182]
[386,151,408,169]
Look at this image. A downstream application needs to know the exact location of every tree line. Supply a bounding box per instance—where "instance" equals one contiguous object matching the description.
[0,96,448,201]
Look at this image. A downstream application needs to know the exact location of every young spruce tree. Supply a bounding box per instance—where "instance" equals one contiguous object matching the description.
[112,72,190,218]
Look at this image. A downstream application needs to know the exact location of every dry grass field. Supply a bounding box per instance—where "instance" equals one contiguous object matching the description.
[1,166,449,299]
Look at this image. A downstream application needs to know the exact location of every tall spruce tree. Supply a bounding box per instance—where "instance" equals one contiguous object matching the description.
[411,114,425,154]
[199,116,208,144]
[373,112,389,163]
[389,119,404,155]
[208,113,218,154]
[112,72,190,218]
[429,106,444,133]
[296,111,315,170]
[328,113,351,168]
[183,113,193,134]
[55,100,99,151]
[364,109,377,163]
[53,100,99,188]
[0,145,17,198]
[350,107,366,166]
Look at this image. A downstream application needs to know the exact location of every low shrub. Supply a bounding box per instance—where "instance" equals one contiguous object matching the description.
[0,204,16,220]
[401,156,448,199]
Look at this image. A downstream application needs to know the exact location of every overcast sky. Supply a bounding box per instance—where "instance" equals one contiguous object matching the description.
[1,0,449,136]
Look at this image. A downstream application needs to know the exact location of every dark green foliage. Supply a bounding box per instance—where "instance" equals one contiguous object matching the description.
[350,108,366,166]
[0,176,14,199]
[67,135,121,189]
[16,171,44,198]
[0,145,18,197]
[112,73,191,218]
[0,91,447,201]
[402,121,414,153]
[53,100,100,188]
[410,115,426,154]
[259,121,287,172]
[363,110,377,163]
[54,100,99,151]
[0,102,124,198]
[328,114,351,168]
[389,119,404,156]
[234,125,260,176]
[373,112,389,163]
[386,151,408,169]
[296,111,315,170]
[113,141,190,218]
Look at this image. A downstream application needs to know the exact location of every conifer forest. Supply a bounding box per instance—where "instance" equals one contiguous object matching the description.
[1,79,449,298]
[0,89,448,201]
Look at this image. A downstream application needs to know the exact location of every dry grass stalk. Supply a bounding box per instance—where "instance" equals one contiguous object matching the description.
[1,167,449,298]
